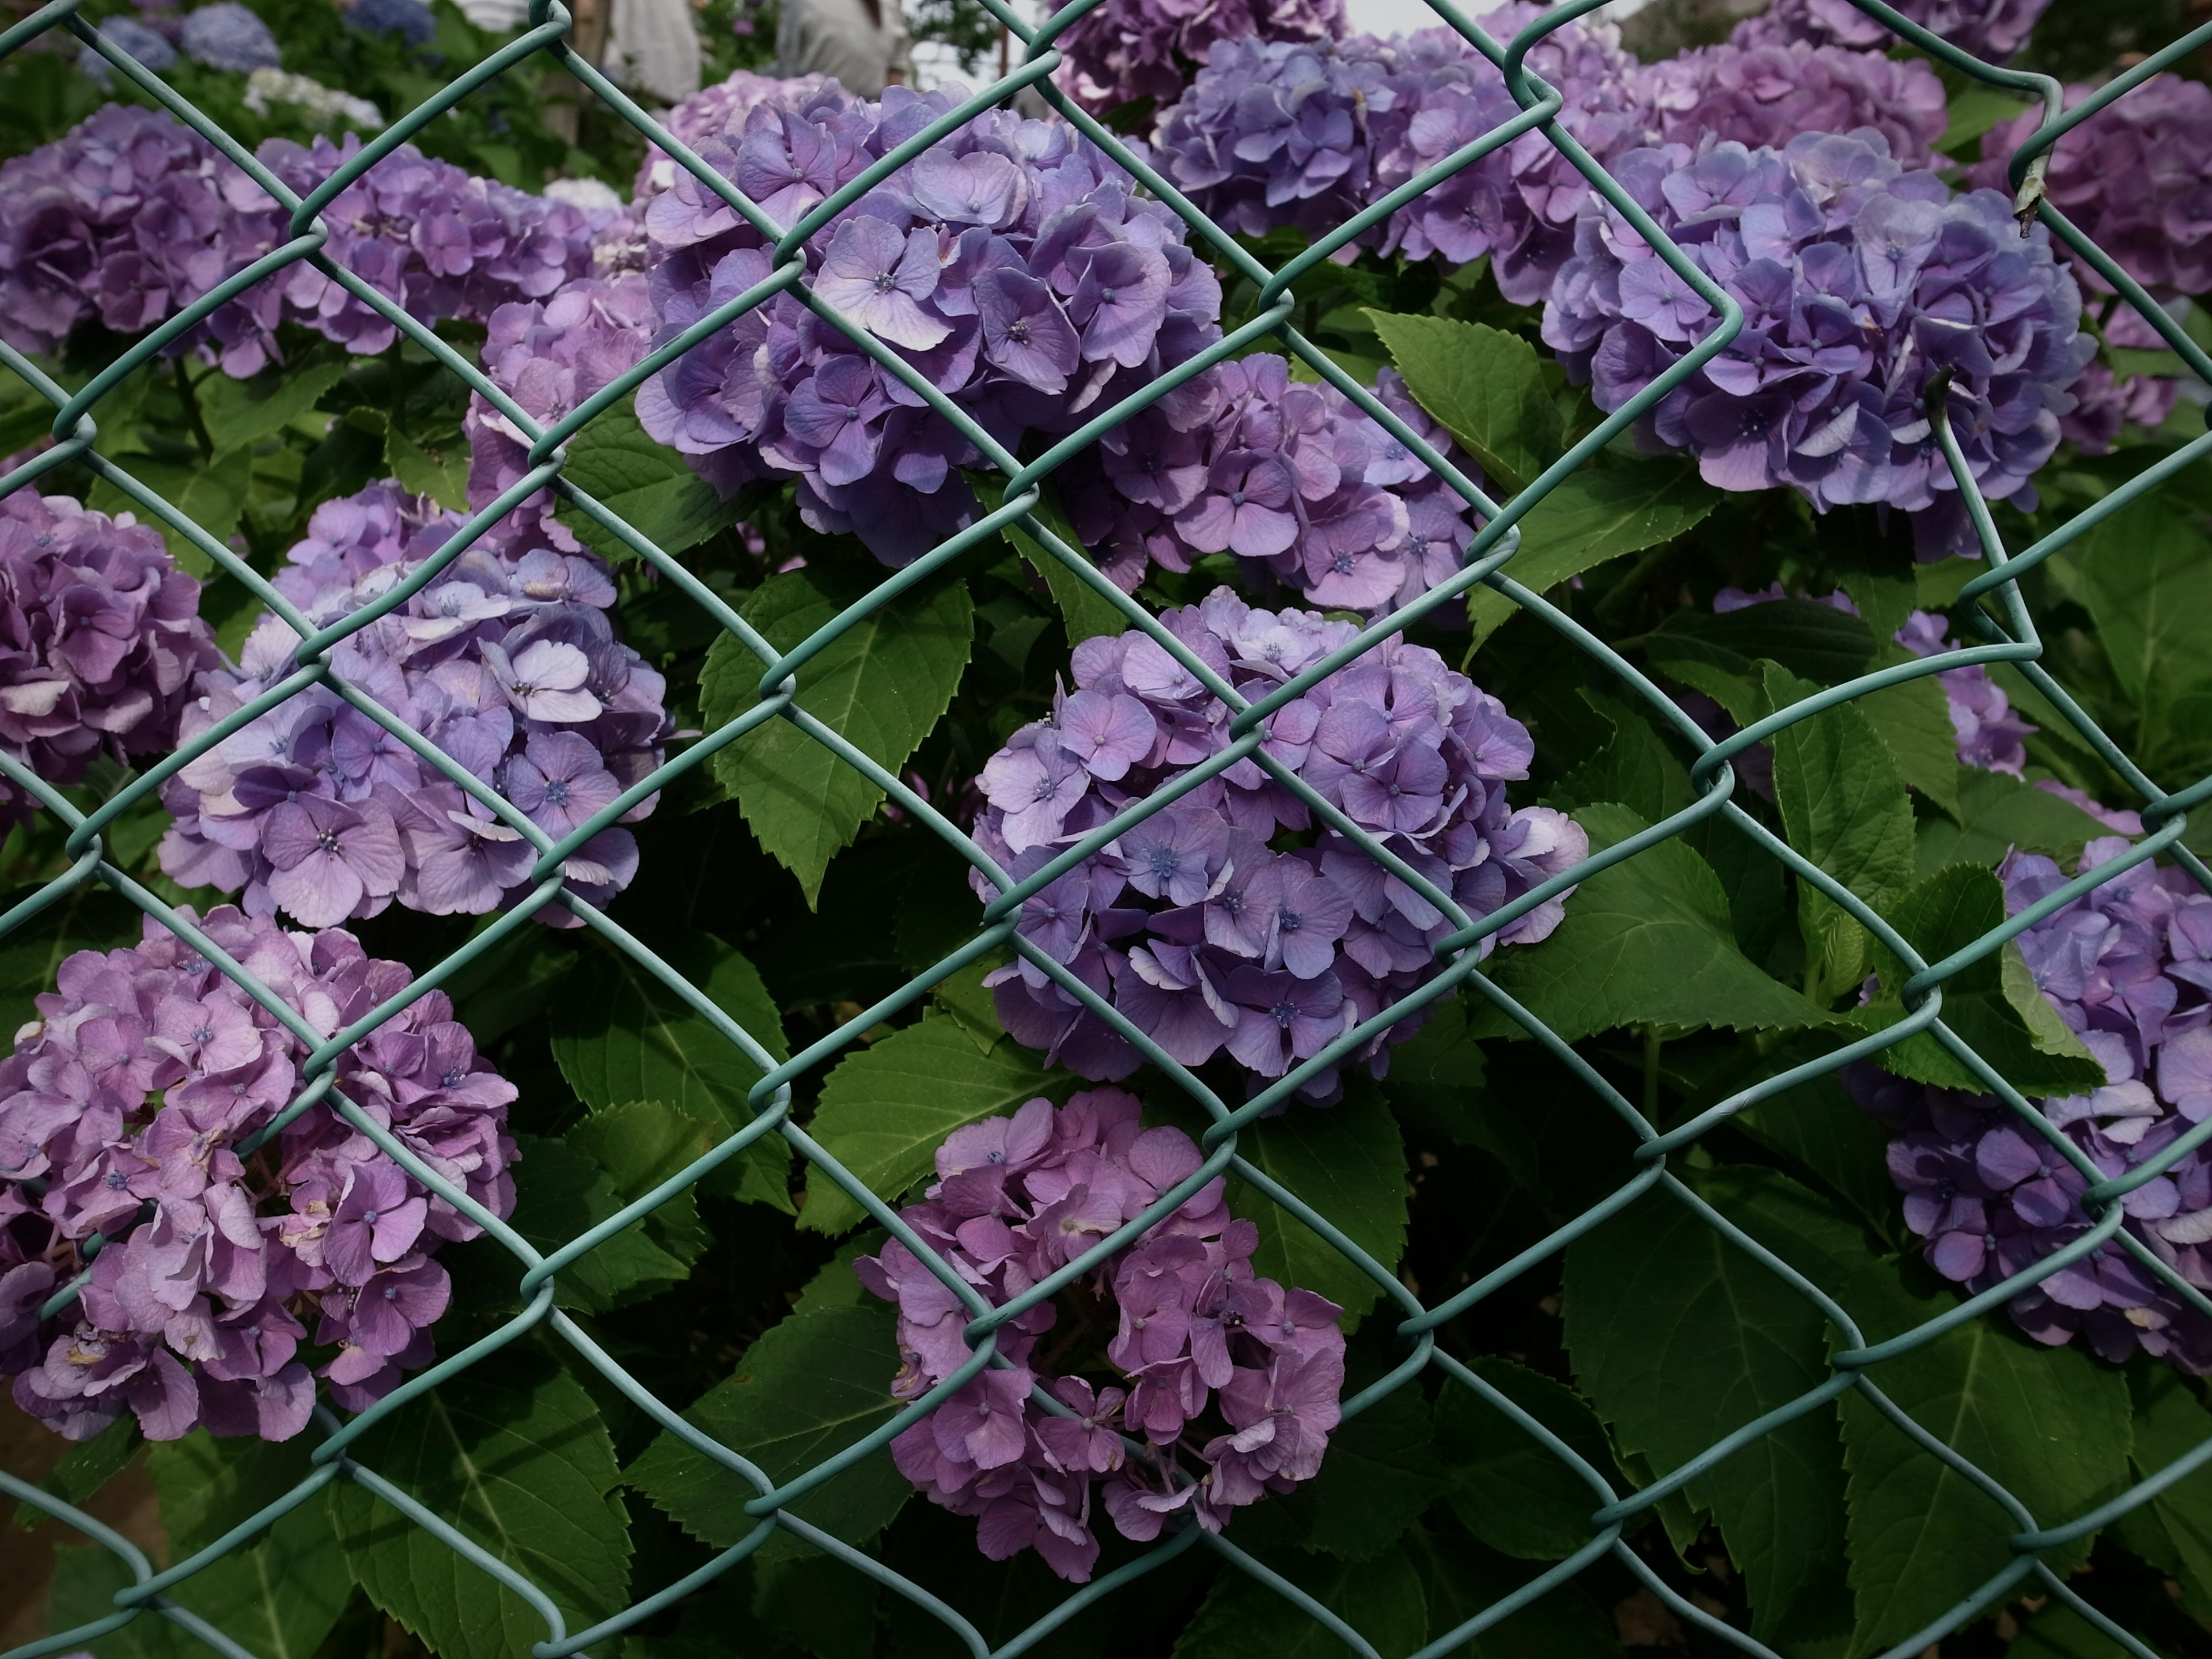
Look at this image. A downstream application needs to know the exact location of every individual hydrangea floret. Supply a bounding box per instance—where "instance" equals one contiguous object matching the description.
[156,482,669,928]
[1064,355,1487,616]
[1541,131,2095,559]
[179,1,281,70]
[970,590,1585,1096]
[0,494,220,838]
[0,907,517,1440]
[1855,840,2212,1374]
[345,0,437,47]
[857,1089,1347,1578]
[1052,0,1345,120]
[1732,0,2052,62]
[639,80,1224,566]
[0,107,599,375]
[77,16,178,84]
[1634,41,1948,168]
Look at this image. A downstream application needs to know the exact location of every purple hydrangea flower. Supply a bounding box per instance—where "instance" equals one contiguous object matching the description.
[1051,0,1345,120]
[1891,607,2037,774]
[1541,131,2095,559]
[1634,41,1948,168]
[156,482,668,928]
[179,2,281,70]
[634,69,829,202]
[1855,840,2212,1374]
[1,906,517,1440]
[1732,0,2052,62]
[855,1088,1347,1578]
[970,590,1585,1097]
[345,0,436,47]
[0,107,603,376]
[77,16,179,84]
[0,493,219,839]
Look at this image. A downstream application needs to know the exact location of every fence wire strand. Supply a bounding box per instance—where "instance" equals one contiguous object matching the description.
[0,1,2207,1655]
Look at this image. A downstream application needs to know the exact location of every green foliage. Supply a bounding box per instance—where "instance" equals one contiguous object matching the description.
[800,1016,1070,1234]
[1172,1546,1429,1659]
[14,1413,139,1531]
[1291,1381,1449,1559]
[626,1302,911,1559]
[2074,495,2212,778]
[2113,1370,2212,1623]
[1362,312,1560,495]
[1228,1090,1410,1323]
[328,1353,633,1659]
[1405,1522,1623,1656]
[701,569,976,905]
[555,398,749,562]
[1435,1357,1621,1562]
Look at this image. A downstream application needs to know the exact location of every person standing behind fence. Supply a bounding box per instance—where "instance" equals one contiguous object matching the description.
[775,0,910,95]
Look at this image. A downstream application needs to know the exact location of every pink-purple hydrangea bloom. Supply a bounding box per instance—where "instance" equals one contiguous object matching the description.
[970,591,1585,1097]
[1732,0,2052,63]
[856,1088,1347,1578]
[156,483,668,928]
[0,907,517,1440]
[1053,0,1346,119]
[1634,40,1948,169]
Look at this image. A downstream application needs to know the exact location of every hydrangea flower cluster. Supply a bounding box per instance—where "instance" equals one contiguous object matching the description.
[638,81,1225,565]
[0,493,220,838]
[1060,354,1486,615]
[156,482,669,927]
[346,0,437,48]
[1971,73,2212,452]
[1854,841,2212,1374]
[969,590,1585,1095]
[0,107,600,374]
[1051,0,1344,120]
[631,69,826,202]
[855,1089,1347,1578]
[1633,41,1948,168]
[0,906,518,1440]
[77,16,178,84]
[1541,131,2095,559]
[1732,0,2052,62]
[241,69,384,131]
[179,1,281,71]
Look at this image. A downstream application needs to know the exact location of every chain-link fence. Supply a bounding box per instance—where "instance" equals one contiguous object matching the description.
[3,0,2212,1653]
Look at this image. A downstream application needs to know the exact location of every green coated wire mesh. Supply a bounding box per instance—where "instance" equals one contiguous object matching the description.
[5,0,2212,1654]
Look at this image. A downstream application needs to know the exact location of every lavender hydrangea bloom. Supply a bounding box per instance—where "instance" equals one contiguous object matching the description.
[1972,74,2212,453]
[1854,841,2212,1374]
[1066,356,1488,615]
[1891,607,2036,775]
[156,482,668,927]
[1542,131,2095,559]
[346,0,437,47]
[1052,0,1345,120]
[970,590,1585,1096]
[1733,0,2052,62]
[77,16,179,84]
[465,275,654,513]
[179,2,281,70]
[0,494,219,838]
[855,1089,1347,1578]
[0,108,600,375]
[1,907,517,1440]
[1635,41,1948,168]
[638,81,1224,566]
[632,69,827,202]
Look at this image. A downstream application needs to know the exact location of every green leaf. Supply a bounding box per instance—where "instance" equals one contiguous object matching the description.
[1563,1169,1853,1649]
[1435,1357,1620,1562]
[90,446,254,576]
[1378,998,1514,1167]
[1469,802,1834,1042]
[14,1414,139,1531]
[505,1131,698,1312]
[48,1544,192,1659]
[1767,661,1917,1002]
[1856,653,1963,821]
[569,1099,719,1268]
[1172,1546,1427,1659]
[1365,310,1560,494]
[550,934,792,1211]
[982,472,1128,644]
[700,568,975,905]
[553,395,746,560]
[1937,82,2033,156]
[1548,690,1695,828]
[145,1432,312,1556]
[1645,601,1877,696]
[1855,862,2105,1097]
[1294,1381,1449,1559]
[328,1353,632,1659]
[1228,1089,1409,1323]
[1729,1064,1907,1238]
[1912,767,2116,882]
[2113,1369,2212,1621]
[2076,497,2212,772]
[626,1302,909,1560]
[1834,1263,2132,1657]
[801,1018,1068,1234]
[196,357,346,452]
[1469,457,1717,642]
[1404,1523,1622,1656]
[385,425,470,512]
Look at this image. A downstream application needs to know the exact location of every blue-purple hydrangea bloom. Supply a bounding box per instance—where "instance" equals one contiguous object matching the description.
[1541,131,2095,558]
[971,590,1585,1097]
[156,482,669,928]
[77,16,179,84]
[1053,0,1345,119]
[0,907,517,1440]
[1855,841,2212,1373]
[1733,0,2052,63]
[179,1,280,71]
[1634,40,1948,168]
[857,1089,1346,1578]
[0,493,220,837]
